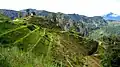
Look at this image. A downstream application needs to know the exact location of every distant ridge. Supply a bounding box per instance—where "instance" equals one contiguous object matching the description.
[0,8,108,35]
[103,12,120,21]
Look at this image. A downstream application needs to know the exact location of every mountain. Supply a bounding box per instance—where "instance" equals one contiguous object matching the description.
[0,9,19,19]
[0,9,120,67]
[1,9,120,22]
[103,12,120,21]
[0,9,108,35]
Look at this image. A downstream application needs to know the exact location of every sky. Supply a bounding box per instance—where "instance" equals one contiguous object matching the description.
[0,0,120,17]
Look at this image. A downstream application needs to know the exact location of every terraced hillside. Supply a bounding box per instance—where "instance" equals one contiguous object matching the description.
[0,14,103,67]
[1,13,120,67]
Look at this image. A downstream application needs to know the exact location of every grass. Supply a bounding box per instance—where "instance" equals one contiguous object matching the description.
[0,26,31,46]
[0,46,57,67]
[0,22,19,34]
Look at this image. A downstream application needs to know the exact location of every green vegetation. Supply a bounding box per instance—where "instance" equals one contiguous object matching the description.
[0,14,120,67]
[89,22,120,67]
[0,14,11,22]
[89,22,120,40]
[100,35,120,67]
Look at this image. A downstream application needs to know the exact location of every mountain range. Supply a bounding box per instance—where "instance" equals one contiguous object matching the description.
[0,9,109,35]
[0,8,120,35]
[0,9,120,21]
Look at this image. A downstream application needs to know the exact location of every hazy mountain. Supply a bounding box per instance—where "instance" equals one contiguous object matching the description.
[103,12,120,21]
[0,9,19,19]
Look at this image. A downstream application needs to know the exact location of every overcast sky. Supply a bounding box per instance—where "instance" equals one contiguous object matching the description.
[0,0,120,16]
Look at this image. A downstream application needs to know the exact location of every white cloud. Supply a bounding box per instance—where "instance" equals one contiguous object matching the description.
[0,0,120,16]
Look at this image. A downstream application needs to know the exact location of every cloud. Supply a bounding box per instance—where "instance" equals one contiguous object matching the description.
[0,0,120,16]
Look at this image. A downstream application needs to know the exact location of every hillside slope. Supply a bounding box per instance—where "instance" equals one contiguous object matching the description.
[0,14,102,67]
